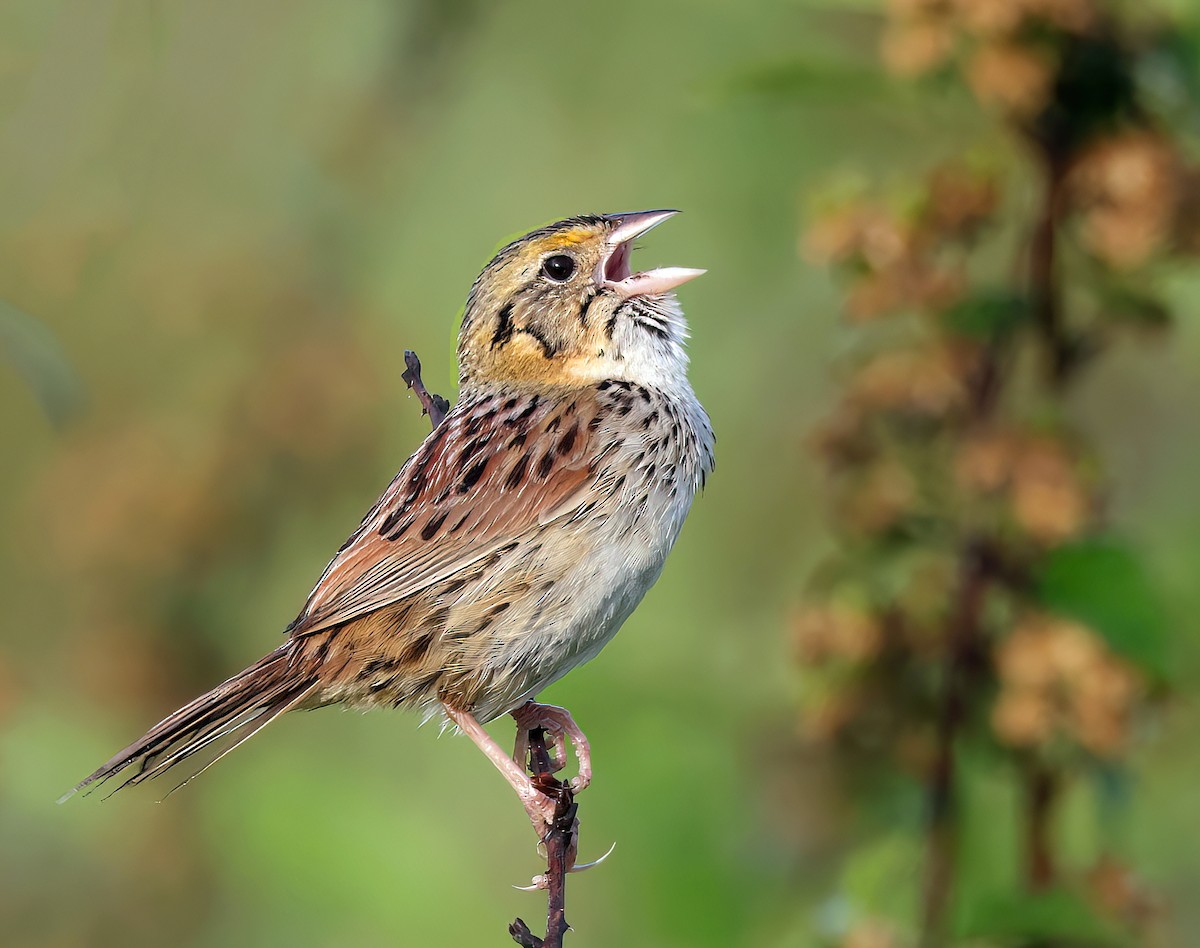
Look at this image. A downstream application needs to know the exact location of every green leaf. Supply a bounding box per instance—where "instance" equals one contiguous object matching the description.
[725,58,888,102]
[956,886,1123,943]
[1034,539,1170,681]
[0,300,84,427]
[1099,286,1172,331]
[941,291,1031,338]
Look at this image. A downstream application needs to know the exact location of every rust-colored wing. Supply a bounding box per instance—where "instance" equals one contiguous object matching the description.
[288,389,609,638]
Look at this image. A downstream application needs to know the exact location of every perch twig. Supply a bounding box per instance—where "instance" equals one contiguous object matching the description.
[509,727,578,948]
[402,349,450,429]
[402,350,579,947]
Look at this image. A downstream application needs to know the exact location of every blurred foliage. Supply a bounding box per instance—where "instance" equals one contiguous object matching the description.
[796,0,1200,944]
[0,300,83,427]
[0,1,1199,947]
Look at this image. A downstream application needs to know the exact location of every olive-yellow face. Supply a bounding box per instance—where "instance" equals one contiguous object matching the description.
[457,211,703,392]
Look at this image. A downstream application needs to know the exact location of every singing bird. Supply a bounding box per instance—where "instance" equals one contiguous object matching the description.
[68,210,714,829]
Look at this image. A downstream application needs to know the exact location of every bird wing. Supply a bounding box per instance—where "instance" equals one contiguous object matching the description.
[288,389,609,637]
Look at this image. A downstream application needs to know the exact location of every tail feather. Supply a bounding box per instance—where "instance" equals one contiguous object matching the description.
[62,644,320,802]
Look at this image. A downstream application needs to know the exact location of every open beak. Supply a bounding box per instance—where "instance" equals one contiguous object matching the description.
[597,209,706,298]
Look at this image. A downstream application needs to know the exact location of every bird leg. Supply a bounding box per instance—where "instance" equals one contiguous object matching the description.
[511,701,592,792]
[442,703,558,831]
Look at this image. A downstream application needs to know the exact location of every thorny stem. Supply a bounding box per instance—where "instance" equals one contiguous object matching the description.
[402,352,578,948]
[920,537,991,948]
[1021,146,1074,889]
[1024,762,1058,891]
[509,728,578,948]
[920,329,1007,947]
[1030,154,1073,388]
[921,143,1076,946]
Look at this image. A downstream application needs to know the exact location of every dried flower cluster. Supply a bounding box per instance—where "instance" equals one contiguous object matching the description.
[796,0,1188,942]
[882,0,1200,273]
[992,613,1142,755]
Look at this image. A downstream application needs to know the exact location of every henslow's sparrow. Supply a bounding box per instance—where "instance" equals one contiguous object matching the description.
[68,210,714,829]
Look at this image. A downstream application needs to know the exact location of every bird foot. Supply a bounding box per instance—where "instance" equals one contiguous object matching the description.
[511,701,592,792]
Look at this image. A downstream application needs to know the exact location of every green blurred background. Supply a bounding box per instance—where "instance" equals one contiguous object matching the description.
[2,1,1199,945]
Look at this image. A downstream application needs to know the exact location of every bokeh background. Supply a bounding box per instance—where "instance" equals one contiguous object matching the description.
[2,1,1199,946]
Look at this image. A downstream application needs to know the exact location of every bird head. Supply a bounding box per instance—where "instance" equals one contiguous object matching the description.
[457,210,704,393]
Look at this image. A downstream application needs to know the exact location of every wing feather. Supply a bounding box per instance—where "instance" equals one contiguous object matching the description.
[288,390,603,637]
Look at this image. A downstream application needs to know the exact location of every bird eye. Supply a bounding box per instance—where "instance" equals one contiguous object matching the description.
[541,254,575,282]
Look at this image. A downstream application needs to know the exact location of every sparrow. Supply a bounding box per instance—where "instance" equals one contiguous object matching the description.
[67,210,714,831]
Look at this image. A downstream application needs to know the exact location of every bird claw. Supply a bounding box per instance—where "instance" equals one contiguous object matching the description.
[512,841,615,891]
[569,840,616,873]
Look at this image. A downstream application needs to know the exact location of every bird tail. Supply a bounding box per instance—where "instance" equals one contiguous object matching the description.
[62,643,322,802]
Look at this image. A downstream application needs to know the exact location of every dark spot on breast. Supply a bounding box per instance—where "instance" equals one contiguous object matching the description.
[474,601,512,634]
[357,657,400,681]
[641,410,659,430]
[504,397,518,411]
[545,415,561,433]
[421,511,449,540]
[508,431,527,449]
[396,671,442,706]
[558,423,578,454]
[487,541,519,565]
[506,453,530,489]
[457,435,491,470]
[537,450,556,479]
[449,513,471,534]
[459,457,489,493]
[597,380,613,391]
[380,512,415,540]
[437,577,468,600]
[398,631,436,665]
[313,633,334,664]
[515,396,540,421]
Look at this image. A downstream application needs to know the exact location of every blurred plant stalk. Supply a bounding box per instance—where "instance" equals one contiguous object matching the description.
[798,0,1192,944]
